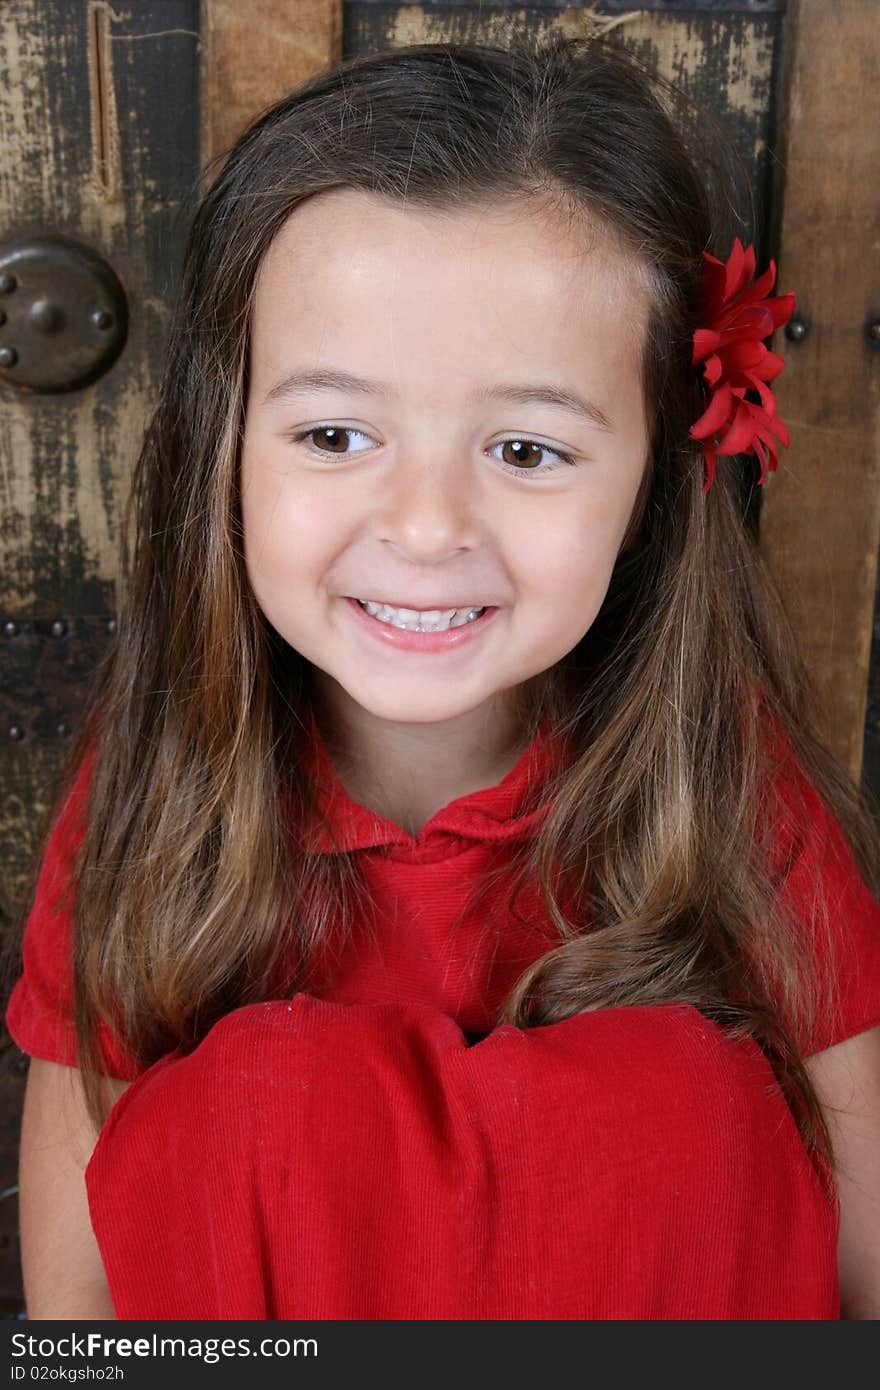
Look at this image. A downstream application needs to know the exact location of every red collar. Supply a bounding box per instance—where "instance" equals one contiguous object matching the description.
[297,706,566,855]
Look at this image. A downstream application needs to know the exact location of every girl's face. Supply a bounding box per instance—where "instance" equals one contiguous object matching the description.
[241,188,650,736]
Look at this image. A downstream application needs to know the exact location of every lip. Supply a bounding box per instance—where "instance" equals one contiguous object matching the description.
[345,596,500,652]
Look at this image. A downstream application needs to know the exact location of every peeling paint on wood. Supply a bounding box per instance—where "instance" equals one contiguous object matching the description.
[0,0,200,1308]
[0,1,200,616]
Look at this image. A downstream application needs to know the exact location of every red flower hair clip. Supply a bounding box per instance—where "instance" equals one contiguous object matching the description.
[690,236,796,495]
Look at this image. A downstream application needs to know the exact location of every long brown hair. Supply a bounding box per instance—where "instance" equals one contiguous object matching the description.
[6,34,879,1188]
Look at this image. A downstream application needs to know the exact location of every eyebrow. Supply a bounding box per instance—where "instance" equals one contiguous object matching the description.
[261,368,614,433]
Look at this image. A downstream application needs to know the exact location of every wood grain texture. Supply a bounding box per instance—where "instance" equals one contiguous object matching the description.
[757,0,880,781]
[200,0,342,167]
[0,0,200,907]
[0,0,201,1312]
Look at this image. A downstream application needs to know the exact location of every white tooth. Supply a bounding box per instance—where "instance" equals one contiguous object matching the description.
[416,609,452,631]
[378,605,413,628]
[358,599,484,632]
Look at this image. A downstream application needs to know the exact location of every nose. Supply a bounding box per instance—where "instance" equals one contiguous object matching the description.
[376,452,482,563]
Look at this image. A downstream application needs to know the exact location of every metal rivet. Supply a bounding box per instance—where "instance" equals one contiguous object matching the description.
[8,725,24,740]
[0,346,18,367]
[29,298,64,335]
[51,618,67,637]
[867,320,880,346]
[0,238,127,392]
[0,273,16,294]
[4,619,19,637]
[106,617,117,634]
[785,314,808,342]
[56,721,69,737]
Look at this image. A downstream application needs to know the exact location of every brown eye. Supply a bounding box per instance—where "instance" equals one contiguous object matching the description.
[291,426,375,457]
[490,437,577,478]
[311,426,349,453]
[500,439,545,470]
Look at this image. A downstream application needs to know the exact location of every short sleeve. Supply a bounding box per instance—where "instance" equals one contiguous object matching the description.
[761,720,880,1058]
[4,745,141,1080]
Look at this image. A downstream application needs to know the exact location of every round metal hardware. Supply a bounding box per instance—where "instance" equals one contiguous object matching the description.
[867,320,880,346]
[4,619,19,637]
[50,618,67,637]
[56,721,69,737]
[784,314,808,342]
[0,236,128,393]
[29,298,63,334]
[106,617,117,634]
[8,725,24,740]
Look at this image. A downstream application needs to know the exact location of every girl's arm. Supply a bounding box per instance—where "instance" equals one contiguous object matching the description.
[804,1024,880,1320]
[18,1057,131,1319]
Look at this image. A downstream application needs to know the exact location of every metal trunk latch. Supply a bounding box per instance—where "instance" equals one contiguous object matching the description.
[0,235,128,392]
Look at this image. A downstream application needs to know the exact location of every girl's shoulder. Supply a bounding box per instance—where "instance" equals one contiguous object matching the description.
[4,737,139,1080]
[754,703,880,1057]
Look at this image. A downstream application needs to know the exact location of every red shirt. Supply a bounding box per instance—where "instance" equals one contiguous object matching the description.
[7,712,880,1319]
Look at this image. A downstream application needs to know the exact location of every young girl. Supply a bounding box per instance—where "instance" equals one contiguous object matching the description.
[6,34,880,1321]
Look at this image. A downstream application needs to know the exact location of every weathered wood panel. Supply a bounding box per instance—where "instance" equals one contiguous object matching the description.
[757,0,880,785]
[0,0,201,1316]
[200,0,342,166]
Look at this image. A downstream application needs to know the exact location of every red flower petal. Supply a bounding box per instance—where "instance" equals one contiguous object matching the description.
[693,327,722,364]
[746,349,785,382]
[736,261,777,306]
[715,400,762,456]
[754,437,769,485]
[721,304,775,339]
[703,353,723,387]
[691,237,795,494]
[744,373,777,417]
[766,290,796,330]
[768,414,790,448]
[724,238,753,302]
[690,381,735,440]
[716,339,765,374]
